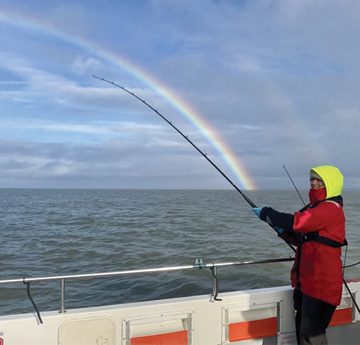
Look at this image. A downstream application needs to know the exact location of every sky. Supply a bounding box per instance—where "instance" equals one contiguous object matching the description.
[1,0,360,190]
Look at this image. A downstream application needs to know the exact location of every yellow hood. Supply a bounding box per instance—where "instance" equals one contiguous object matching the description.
[310,165,343,199]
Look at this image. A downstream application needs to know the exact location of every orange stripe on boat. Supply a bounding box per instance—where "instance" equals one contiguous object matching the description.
[345,277,360,283]
[229,317,277,342]
[329,308,352,327]
[130,330,188,345]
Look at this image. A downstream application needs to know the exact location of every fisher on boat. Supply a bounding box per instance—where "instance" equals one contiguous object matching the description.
[254,166,352,345]
[0,79,359,345]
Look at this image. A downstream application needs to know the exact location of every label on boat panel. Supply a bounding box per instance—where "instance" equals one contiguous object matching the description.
[278,332,297,345]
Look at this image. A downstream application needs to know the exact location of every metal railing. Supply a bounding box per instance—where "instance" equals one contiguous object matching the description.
[0,257,294,320]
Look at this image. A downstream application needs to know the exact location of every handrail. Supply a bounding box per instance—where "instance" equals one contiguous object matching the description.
[0,257,294,321]
[0,257,294,285]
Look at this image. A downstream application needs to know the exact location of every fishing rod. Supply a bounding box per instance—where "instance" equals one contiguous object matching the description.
[284,166,360,315]
[93,75,296,252]
[283,165,306,206]
[93,75,255,207]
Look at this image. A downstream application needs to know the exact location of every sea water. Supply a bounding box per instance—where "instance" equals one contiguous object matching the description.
[1,189,359,315]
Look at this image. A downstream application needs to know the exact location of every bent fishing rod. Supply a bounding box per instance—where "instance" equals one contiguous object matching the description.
[93,75,255,206]
[93,75,296,252]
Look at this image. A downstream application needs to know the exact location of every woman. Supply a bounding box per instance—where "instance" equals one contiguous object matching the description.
[253,166,346,345]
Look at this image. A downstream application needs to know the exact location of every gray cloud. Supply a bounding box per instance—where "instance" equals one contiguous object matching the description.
[0,0,359,190]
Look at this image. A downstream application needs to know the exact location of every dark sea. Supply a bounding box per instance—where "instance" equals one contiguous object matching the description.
[1,189,359,316]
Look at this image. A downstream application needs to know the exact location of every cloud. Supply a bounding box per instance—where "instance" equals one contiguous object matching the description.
[0,137,219,189]
[1,0,360,189]
[71,56,101,75]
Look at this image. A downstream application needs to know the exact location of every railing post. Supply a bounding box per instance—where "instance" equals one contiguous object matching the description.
[212,266,217,297]
[60,279,66,313]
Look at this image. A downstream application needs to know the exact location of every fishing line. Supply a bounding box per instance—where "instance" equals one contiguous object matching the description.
[93,75,296,252]
[344,261,360,269]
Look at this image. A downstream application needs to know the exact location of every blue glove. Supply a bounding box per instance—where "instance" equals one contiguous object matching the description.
[274,226,284,235]
[253,207,263,218]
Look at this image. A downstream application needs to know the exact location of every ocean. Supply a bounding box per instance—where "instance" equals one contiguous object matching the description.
[1,189,359,315]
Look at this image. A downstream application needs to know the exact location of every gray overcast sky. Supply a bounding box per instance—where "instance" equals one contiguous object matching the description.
[1,0,359,190]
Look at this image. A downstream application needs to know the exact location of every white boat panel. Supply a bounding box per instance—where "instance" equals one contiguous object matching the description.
[0,282,359,345]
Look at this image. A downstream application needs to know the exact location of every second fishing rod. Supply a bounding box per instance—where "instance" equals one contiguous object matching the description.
[93,75,296,252]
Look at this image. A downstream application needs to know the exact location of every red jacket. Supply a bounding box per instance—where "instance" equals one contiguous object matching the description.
[291,197,345,306]
[259,166,346,306]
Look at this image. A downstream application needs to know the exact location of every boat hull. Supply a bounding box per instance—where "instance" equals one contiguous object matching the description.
[0,282,359,345]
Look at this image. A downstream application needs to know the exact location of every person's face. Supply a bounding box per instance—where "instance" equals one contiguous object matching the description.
[310,178,325,189]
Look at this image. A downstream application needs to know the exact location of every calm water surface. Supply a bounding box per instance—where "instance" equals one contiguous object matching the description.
[1,189,359,315]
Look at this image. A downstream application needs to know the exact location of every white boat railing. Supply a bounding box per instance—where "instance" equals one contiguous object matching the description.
[0,257,294,320]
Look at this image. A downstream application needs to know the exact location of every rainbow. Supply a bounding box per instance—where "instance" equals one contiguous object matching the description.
[0,8,256,190]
